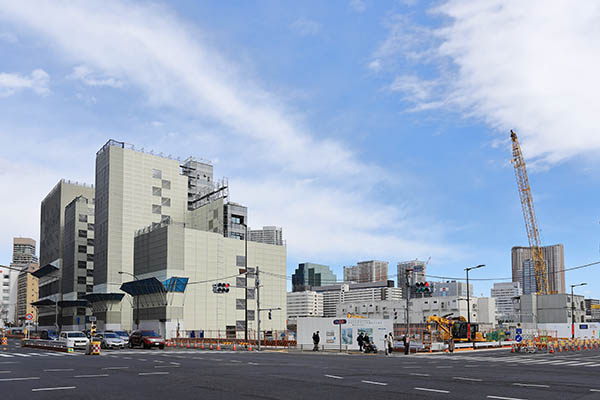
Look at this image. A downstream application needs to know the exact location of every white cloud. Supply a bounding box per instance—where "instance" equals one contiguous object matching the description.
[368,59,381,72]
[349,0,367,13]
[151,121,164,127]
[0,32,18,43]
[0,69,49,96]
[0,1,462,264]
[375,1,600,165]
[68,65,123,88]
[290,18,321,36]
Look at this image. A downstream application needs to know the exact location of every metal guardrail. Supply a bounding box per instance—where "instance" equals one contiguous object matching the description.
[22,339,69,352]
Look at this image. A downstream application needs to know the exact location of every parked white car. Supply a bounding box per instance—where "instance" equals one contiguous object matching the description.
[59,331,89,349]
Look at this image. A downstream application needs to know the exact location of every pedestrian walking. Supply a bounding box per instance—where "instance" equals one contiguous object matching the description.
[312,331,320,351]
[384,334,389,355]
[357,332,364,352]
[403,335,410,355]
[387,332,394,355]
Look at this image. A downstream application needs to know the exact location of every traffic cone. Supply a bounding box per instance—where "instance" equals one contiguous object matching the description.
[249,343,253,352]
[511,345,515,353]
[216,343,221,351]
[194,342,198,349]
[549,343,554,354]
[186,342,190,349]
[233,343,237,351]
[209,343,213,350]
[201,342,204,350]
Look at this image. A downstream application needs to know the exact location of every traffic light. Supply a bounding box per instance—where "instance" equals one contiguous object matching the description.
[394,311,398,320]
[212,282,230,293]
[90,322,96,337]
[415,281,432,294]
[268,311,272,320]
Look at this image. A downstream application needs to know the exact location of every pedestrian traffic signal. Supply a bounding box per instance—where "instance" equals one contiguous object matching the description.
[212,282,230,293]
[415,281,432,293]
[268,311,272,320]
[394,311,398,320]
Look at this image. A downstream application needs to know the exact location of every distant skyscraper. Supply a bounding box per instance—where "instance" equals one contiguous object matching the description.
[250,226,283,246]
[397,260,426,298]
[491,281,522,321]
[511,244,565,294]
[344,260,388,283]
[292,263,337,292]
[12,238,38,265]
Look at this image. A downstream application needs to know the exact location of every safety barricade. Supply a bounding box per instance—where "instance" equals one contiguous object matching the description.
[91,341,101,356]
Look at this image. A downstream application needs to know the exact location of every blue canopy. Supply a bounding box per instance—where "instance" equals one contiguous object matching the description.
[163,277,189,293]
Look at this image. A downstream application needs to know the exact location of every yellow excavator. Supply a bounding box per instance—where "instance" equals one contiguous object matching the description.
[426,314,485,345]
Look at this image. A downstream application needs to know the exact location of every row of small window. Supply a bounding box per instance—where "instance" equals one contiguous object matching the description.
[77,261,94,269]
[78,215,94,224]
[77,235,95,246]
[78,226,94,237]
[77,277,92,284]
[78,245,94,254]
[152,204,172,215]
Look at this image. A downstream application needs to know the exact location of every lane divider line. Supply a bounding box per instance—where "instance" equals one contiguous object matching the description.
[32,386,76,392]
[487,396,527,400]
[414,387,449,394]
[139,372,169,376]
[453,377,483,382]
[512,383,550,388]
[324,374,343,379]
[410,373,430,377]
[44,369,74,372]
[362,380,388,386]
[74,374,109,378]
[0,377,40,382]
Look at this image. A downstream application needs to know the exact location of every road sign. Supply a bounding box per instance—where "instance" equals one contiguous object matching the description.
[592,305,600,309]
[515,334,522,343]
[25,313,33,321]
[89,316,97,322]
[333,319,347,325]
[516,328,522,335]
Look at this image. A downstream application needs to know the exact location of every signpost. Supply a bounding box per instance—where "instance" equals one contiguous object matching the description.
[25,313,33,321]
[333,319,347,352]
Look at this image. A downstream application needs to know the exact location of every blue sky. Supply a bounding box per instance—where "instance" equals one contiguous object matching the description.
[0,1,598,297]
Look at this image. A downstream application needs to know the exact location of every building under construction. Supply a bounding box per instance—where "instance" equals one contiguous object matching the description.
[511,245,565,295]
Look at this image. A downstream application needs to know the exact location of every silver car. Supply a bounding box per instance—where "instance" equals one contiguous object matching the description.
[97,332,125,349]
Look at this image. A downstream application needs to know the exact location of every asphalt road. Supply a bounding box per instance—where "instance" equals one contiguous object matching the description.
[2,338,600,399]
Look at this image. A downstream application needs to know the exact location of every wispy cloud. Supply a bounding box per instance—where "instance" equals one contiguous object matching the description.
[0,32,18,43]
[0,69,49,96]
[68,65,123,88]
[349,0,367,13]
[373,1,600,165]
[0,0,462,265]
[290,17,321,36]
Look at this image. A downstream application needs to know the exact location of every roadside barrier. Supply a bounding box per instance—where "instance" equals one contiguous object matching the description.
[1,337,7,347]
[91,341,101,356]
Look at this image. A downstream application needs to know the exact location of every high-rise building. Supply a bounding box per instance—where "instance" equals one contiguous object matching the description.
[397,260,427,298]
[12,238,38,265]
[511,244,565,294]
[16,263,39,324]
[491,281,522,321]
[291,263,337,292]
[0,266,13,325]
[343,260,388,284]
[250,226,284,246]
[312,280,398,317]
[431,280,473,298]
[94,140,189,330]
[287,291,323,319]
[37,180,94,329]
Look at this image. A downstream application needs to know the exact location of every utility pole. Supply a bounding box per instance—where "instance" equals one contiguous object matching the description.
[405,268,412,338]
[256,266,260,351]
[243,223,248,342]
[465,264,485,345]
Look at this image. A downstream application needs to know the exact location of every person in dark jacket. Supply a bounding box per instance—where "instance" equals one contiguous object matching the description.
[357,332,364,352]
[312,331,320,351]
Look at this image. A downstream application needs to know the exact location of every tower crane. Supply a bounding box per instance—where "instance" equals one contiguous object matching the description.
[510,130,549,295]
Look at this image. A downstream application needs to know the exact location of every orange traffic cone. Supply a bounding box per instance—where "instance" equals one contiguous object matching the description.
[209,343,213,350]
[511,345,515,353]
[233,343,237,351]
[549,343,554,354]
[201,342,204,350]
[216,343,221,351]
[249,343,253,352]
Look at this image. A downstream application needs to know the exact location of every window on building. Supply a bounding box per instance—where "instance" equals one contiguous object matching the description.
[87,254,94,262]
[231,215,244,225]
[86,270,93,277]
[78,245,87,253]
[161,215,170,223]
[152,169,162,179]
[77,292,86,299]
[230,232,244,240]
[161,197,171,207]
[77,307,86,315]
[152,187,162,196]
[78,214,88,222]
[78,277,87,284]
[161,179,171,189]
[152,204,161,214]
[86,285,93,293]
[87,223,94,231]
[87,238,94,246]
[78,261,87,269]
[78,229,87,238]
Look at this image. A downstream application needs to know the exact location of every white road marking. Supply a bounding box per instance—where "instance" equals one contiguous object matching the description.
[0,354,13,358]
[436,366,452,368]
[11,354,31,357]
[74,374,109,378]
[138,358,147,361]
[155,365,179,368]
[0,371,11,374]
[169,362,180,365]
[590,389,600,392]
[569,362,596,366]
[44,369,74,372]
[32,386,76,392]
[513,383,549,388]
[410,373,430,377]
[123,357,132,360]
[139,372,169,376]
[231,360,241,363]
[453,377,482,382]
[414,387,449,393]
[362,380,388,386]
[324,374,343,379]
[192,357,203,360]
[0,377,40,382]
[487,396,527,400]
[102,367,129,370]
[248,362,259,365]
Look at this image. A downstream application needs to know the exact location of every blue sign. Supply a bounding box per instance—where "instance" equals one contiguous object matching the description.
[333,319,347,325]
[77,317,80,324]
[580,324,588,329]
[516,328,522,334]
[515,334,522,343]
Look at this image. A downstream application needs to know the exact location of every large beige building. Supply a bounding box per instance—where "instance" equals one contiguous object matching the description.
[131,221,286,338]
[94,141,189,330]
[16,263,39,324]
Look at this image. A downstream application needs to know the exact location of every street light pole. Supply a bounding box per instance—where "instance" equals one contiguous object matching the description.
[119,271,139,330]
[465,264,485,343]
[571,283,587,339]
[241,223,248,343]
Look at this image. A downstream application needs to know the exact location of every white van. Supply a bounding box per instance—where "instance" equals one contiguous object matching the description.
[59,331,89,349]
